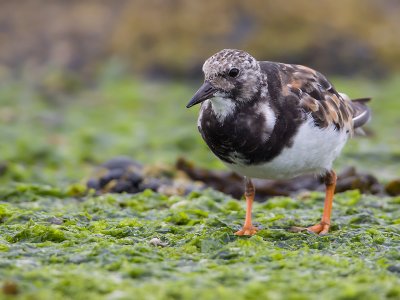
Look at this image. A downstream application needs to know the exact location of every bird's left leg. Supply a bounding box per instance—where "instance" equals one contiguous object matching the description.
[234,177,259,236]
[291,170,337,235]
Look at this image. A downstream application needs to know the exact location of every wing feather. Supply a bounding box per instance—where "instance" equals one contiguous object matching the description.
[276,63,370,132]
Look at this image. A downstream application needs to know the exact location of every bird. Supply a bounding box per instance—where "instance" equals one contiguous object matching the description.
[186,49,371,236]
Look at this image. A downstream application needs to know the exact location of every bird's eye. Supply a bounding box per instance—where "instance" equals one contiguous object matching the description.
[228,68,240,78]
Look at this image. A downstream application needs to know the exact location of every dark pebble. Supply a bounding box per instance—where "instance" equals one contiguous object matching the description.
[87,178,100,190]
[99,169,125,187]
[112,181,139,194]
[336,173,380,194]
[139,178,164,191]
[385,179,400,196]
[2,281,19,295]
[126,172,143,187]
[387,265,400,274]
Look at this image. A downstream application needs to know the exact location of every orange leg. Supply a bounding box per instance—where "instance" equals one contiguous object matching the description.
[235,177,258,236]
[291,170,337,235]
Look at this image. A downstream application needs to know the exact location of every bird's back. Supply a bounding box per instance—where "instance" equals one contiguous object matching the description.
[259,61,371,133]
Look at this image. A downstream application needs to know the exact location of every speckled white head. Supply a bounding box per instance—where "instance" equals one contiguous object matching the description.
[202,49,264,102]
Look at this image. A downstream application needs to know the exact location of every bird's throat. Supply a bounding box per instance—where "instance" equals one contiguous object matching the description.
[210,97,236,122]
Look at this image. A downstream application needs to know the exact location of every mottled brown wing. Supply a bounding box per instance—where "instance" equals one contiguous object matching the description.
[278,63,355,132]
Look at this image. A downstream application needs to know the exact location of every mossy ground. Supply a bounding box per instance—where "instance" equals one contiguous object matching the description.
[0,69,399,299]
[0,185,399,299]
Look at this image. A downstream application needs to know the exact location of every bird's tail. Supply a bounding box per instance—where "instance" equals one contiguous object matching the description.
[339,93,371,129]
[350,97,371,129]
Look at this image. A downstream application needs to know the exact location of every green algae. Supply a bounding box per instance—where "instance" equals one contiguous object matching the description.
[0,185,399,299]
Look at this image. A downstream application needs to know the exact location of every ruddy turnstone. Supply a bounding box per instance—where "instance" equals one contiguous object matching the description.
[186,49,371,236]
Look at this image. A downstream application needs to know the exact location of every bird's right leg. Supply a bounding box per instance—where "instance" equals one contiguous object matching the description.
[291,170,336,235]
[234,177,259,236]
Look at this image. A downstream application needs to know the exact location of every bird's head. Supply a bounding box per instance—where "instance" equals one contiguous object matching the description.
[186,49,263,108]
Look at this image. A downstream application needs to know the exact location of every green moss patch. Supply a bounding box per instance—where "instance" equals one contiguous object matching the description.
[0,185,399,299]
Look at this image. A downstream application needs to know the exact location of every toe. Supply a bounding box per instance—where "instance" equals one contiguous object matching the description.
[288,226,307,233]
[318,225,330,235]
[234,226,258,236]
[290,223,330,235]
[306,223,324,234]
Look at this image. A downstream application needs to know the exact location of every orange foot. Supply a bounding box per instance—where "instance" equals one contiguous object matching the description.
[234,226,259,236]
[290,222,330,235]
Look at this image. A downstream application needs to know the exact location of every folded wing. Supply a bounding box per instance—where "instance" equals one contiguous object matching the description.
[277,63,371,133]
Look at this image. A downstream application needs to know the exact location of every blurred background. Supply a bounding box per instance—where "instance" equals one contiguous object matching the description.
[0,0,399,185]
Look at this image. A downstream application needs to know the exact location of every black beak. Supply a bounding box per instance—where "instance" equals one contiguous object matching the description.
[186,81,217,108]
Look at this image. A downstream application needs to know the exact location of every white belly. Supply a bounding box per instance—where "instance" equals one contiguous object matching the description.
[224,117,349,179]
